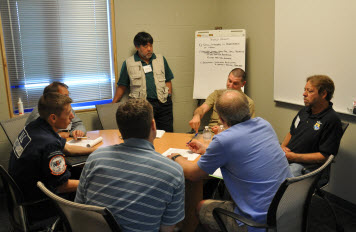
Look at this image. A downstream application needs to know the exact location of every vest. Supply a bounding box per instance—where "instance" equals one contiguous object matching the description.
[126,54,168,103]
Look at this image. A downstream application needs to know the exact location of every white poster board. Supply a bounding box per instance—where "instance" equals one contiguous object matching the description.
[193,29,246,99]
[274,0,356,115]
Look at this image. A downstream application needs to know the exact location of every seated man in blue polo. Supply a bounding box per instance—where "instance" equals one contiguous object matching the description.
[168,90,292,232]
[112,31,174,132]
[281,75,343,176]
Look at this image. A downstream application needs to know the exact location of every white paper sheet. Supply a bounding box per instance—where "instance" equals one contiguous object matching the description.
[156,130,165,138]
[162,148,223,179]
[67,136,103,148]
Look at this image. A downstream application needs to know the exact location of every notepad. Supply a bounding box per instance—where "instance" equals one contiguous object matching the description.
[162,148,223,179]
[67,136,103,147]
[156,130,165,138]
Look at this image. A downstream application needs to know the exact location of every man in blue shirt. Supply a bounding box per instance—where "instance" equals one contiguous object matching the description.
[76,99,184,232]
[168,90,292,232]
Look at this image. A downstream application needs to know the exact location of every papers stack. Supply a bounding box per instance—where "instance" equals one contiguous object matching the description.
[67,136,103,147]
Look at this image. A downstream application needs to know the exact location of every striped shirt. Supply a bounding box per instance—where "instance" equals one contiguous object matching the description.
[75,138,185,232]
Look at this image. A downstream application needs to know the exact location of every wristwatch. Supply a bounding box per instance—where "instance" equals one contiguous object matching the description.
[171,154,182,161]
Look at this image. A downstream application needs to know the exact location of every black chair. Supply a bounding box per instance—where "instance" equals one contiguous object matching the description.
[37,181,122,232]
[0,165,57,232]
[212,155,334,232]
[96,103,121,130]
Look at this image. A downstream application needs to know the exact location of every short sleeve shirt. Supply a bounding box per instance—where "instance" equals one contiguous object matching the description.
[117,52,174,99]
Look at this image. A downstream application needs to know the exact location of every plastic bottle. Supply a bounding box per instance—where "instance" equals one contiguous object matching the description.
[18,98,24,115]
[217,125,224,134]
[203,126,211,142]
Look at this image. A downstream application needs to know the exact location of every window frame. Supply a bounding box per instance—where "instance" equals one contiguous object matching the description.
[0,0,118,118]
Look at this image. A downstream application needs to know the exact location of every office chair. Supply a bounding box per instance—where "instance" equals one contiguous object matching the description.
[37,181,122,232]
[0,165,57,232]
[96,103,121,130]
[0,114,30,146]
[212,155,334,232]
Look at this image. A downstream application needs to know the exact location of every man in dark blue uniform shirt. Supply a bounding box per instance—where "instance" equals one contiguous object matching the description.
[281,75,343,176]
[9,92,96,221]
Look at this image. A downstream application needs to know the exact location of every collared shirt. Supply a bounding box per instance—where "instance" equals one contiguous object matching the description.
[75,138,185,231]
[288,102,343,157]
[117,52,174,99]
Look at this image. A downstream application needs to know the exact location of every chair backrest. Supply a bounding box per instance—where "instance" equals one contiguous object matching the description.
[96,103,121,130]
[267,155,334,232]
[0,114,30,146]
[341,121,349,136]
[37,181,121,232]
[0,165,29,231]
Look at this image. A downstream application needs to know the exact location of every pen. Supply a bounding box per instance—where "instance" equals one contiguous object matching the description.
[186,132,199,144]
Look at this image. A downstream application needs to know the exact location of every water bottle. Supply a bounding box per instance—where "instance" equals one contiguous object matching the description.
[217,125,224,134]
[18,98,24,115]
[203,126,211,142]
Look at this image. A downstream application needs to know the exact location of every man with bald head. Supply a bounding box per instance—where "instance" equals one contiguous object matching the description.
[169,90,291,232]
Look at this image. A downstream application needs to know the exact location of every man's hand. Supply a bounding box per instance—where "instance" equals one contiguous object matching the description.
[281,146,291,153]
[167,153,187,160]
[189,115,201,133]
[285,151,298,162]
[58,131,70,139]
[72,130,85,140]
[211,126,219,134]
[187,139,206,155]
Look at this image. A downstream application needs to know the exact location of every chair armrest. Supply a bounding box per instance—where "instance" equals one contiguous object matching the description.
[213,207,269,228]
[301,164,320,174]
[22,197,51,207]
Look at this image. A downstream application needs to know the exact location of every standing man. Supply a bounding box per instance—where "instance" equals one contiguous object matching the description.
[26,81,86,139]
[113,32,174,132]
[9,92,95,223]
[281,75,343,176]
[169,90,291,232]
[75,99,185,232]
[189,68,255,133]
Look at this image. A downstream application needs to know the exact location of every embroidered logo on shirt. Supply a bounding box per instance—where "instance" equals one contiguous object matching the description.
[49,155,67,175]
[314,121,322,131]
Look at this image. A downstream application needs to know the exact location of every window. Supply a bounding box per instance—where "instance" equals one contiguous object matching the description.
[0,0,116,115]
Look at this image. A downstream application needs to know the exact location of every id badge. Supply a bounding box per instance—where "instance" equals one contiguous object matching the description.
[294,116,300,128]
[143,65,152,73]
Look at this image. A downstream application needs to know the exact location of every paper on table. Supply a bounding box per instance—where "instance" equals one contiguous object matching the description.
[162,148,199,161]
[156,130,165,138]
[162,148,223,179]
[67,136,103,148]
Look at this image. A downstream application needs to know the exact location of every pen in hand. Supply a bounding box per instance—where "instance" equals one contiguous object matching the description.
[187,132,199,144]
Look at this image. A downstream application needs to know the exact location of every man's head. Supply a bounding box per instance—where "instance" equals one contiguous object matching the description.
[303,75,334,107]
[134,32,154,62]
[116,99,155,140]
[38,92,74,130]
[43,82,69,96]
[226,68,246,90]
[216,90,250,127]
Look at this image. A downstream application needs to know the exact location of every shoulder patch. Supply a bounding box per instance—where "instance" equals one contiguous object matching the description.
[13,128,31,158]
[49,155,67,175]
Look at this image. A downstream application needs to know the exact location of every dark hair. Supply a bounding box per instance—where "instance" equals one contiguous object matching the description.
[38,92,72,120]
[229,68,246,82]
[216,90,250,127]
[133,32,153,47]
[43,82,68,94]
[306,75,335,102]
[116,99,153,140]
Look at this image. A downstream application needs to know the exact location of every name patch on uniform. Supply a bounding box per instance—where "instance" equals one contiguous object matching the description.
[314,121,322,131]
[49,155,67,175]
[143,65,152,73]
[13,128,31,158]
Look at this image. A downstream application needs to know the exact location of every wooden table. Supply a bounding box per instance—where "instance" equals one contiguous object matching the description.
[68,130,202,232]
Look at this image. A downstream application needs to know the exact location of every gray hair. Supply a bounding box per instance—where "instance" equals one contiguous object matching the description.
[216,90,250,127]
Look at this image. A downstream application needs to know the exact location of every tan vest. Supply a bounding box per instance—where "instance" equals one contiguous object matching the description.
[126,54,169,103]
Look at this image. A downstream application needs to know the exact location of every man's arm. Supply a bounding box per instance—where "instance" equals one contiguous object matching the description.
[112,85,127,103]
[63,143,96,156]
[285,151,327,163]
[189,103,211,133]
[168,154,208,181]
[57,179,79,193]
[160,225,175,232]
[281,132,292,153]
[165,81,172,95]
